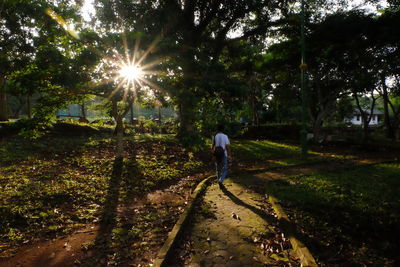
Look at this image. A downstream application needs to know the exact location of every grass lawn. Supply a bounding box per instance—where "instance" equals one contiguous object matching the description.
[0,132,204,256]
[232,139,328,167]
[268,163,400,265]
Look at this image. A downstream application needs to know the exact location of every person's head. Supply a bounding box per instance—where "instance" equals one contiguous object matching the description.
[217,124,224,132]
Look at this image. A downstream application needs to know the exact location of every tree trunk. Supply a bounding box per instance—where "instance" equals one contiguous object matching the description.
[115,114,124,158]
[27,95,32,119]
[313,115,325,143]
[178,99,196,137]
[0,76,8,121]
[248,74,259,126]
[177,36,199,141]
[79,102,89,123]
[129,101,134,124]
[112,100,124,158]
[312,101,335,143]
[13,103,23,118]
[381,76,395,139]
[354,93,376,143]
[81,103,86,120]
[362,118,370,143]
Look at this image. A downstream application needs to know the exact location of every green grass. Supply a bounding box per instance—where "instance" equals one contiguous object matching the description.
[232,139,324,166]
[267,163,400,265]
[0,134,204,249]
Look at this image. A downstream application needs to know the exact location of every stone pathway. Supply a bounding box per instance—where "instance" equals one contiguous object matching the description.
[168,174,299,266]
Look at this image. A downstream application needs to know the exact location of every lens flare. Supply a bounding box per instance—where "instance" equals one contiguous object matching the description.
[119,65,142,82]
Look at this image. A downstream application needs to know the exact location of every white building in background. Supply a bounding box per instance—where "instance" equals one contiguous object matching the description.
[345,109,383,125]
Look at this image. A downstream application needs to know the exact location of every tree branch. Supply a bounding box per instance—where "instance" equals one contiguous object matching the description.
[197,0,223,33]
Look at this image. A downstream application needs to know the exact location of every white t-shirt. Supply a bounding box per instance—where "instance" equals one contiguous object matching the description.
[214,133,230,156]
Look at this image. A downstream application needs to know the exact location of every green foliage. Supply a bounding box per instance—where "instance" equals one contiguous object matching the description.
[177,131,205,151]
[197,98,245,137]
[336,95,354,121]
[2,0,99,125]
[1,118,53,140]
[142,120,161,134]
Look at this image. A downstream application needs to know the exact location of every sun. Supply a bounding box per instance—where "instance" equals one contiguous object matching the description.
[119,64,143,82]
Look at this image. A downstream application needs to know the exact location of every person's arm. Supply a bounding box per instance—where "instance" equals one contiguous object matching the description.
[225,144,232,160]
[212,135,215,151]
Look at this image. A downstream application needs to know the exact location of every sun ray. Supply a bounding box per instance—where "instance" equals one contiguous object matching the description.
[122,82,129,102]
[136,34,163,66]
[122,32,130,63]
[139,58,165,71]
[108,79,127,100]
[133,34,141,65]
[46,8,166,102]
[137,77,166,94]
[118,64,143,83]
[141,70,165,76]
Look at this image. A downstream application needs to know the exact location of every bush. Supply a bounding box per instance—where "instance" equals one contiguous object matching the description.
[0,121,21,137]
[51,121,101,136]
[177,131,205,151]
[0,118,52,139]
[162,119,178,134]
[143,120,161,134]
[224,121,243,137]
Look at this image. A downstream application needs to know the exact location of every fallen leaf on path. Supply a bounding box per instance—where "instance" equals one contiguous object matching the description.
[231,212,241,220]
[64,242,71,251]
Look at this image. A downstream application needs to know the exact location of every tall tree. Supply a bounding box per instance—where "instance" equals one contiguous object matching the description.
[93,0,296,143]
[373,8,400,139]
[0,0,91,124]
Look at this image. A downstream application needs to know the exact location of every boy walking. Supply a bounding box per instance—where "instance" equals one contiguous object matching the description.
[212,124,231,185]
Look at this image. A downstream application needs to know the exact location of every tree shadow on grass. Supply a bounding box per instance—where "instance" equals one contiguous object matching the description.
[84,156,124,266]
[81,148,154,266]
[260,164,400,265]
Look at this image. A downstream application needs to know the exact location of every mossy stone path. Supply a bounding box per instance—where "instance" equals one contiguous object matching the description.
[170,174,298,266]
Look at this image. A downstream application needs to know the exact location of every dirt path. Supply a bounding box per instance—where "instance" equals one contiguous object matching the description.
[168,174,300,267]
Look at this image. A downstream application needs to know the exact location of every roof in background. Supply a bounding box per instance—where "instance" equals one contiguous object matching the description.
[353,109,383,115]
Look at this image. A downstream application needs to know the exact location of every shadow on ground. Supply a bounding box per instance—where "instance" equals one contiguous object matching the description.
[232,157,400,266]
